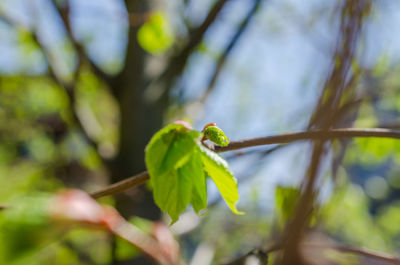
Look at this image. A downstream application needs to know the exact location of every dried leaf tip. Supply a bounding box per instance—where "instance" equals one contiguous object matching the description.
[202,123,217,132]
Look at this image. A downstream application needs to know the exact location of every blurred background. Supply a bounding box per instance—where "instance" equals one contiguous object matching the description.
[1,0,400,264]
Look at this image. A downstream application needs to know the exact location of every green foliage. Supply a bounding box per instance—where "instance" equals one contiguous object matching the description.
[188,150,208,213]
[203,125,230,146]
[146,124,203,223]
[145,123,242,223]
[0,74,119,264]
[320,184,388,250]
[345,138,400,166]
[64,228,111,265]
[0,194,56,263]
[377,201,400,236]
[137,11,174,55]
[275,186,300,222]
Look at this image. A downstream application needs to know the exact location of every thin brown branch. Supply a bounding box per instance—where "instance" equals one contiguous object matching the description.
[91,127,400,199]
[90,171,149,199]
[305,243,400,265]
[0,10,60,86]
[152,0,230,92]
[280,2,371,264]
[223,242,282,265]
[50,0,112,84]
[181,0,230,60]
[43,4,101,152]
[281,140,323,265]
[200,0,263,103]
[307,1,370,130]
[215,128,400,152]
[224,242,400,265]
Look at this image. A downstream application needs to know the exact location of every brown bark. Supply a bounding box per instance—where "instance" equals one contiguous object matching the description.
[110,1,166,264]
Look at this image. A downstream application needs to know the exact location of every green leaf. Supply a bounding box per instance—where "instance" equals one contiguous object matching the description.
[199,145,243,215]
[146,122,241,221]
[144,124,178,176]
[145,124,196,177]
[184,150,207,214]
[137,11,174,55]
[153,168,192,224]
[145,124,202,223]
[203,125,229,146]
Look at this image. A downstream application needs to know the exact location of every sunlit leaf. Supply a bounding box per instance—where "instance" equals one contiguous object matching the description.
[145,124,198,177]
[145,122,241,221]
[184,150,207,214]
[145,124,202,222]
[137,11,174,55]
[199,145,243,215]
[154,168,192,223]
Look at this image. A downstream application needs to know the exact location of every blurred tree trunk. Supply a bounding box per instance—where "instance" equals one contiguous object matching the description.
[111,1,167,264]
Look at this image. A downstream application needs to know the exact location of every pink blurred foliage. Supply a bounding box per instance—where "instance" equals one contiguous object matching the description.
[49,189,180,265]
